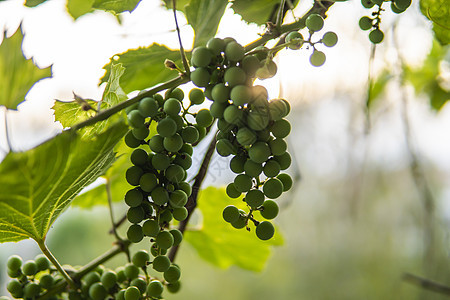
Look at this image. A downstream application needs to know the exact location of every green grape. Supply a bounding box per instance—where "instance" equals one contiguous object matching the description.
[174,153,192,170]
[285,31,304,50]
[170,229,183,246]
[127,207,145,224]
[268,99,289,121]
[138,97,159,118]
[390,2,404,13]
[24,282,40,298]
[196,109,214,127]
[169,190,188,208]
[164,134,184,152]
[126,165,144,186]
[180,143,194,156]
[142,219,160,237]
[125,131,141,148]
[252,85,269,101]
[167,281,181,293]
[149,135,165,153]
[234,174,253,192]
[207,37,225,55]
[271,119,291,138]
[224,67,247,87]
[247,108,270,131]
[263,160,281,177]
[191,67,211,87]
[260,199,279,219]
[173,207,188,221]
[211,83,231,103]
[33,254,50,271]
[130,278,147,294]
[132,126,149,140]
[241,55,260,76]
[124,263,140,280]
[146,280,164,298]
[7,255,22,272]
[371,0,384,5]
[369,29,384,44]
[244,160,263,177]
[166,88,184,101]
[7,280,23,298]
[189,88,205,105]
[191,46,212,67]
[151,186,170,205]
[217,118,233,132]
[89,282,107,300]
[115,289,126,300]
[127,224,144,243]
[263,178,284,199]
[181,126,199,143]
[277,173,293,191]
[139,173,158,193]
[231,214,247,229]
[22,260,37,276]
[226,183,242,198]
[115,267,126,283]
[305,14,324,32]
[152,255,171,272]
[361,0,375,8]
[124,286,141,300]
[39,274,54,289]
[216,139,237,157]
[210,101,227,118]
[322,31,338,47]
[156,230,174,249]
[132,250,150,268]
[160,209,173,225]
[142,201,154,215]
[164,265,181,283]
[248,141,271,164]
[7,268,20,278]
[157,117,177,137]
[222,205,240,223]
[236,127,257,146]
[130,148,147,166]
[255,59,277,79]
[100,270,117,289]
[225,41,245,61]
[269,138,287,156]
[310,50,326,67]
[163,98,181,116]
[274,152,292,170]
[127,110,145,128]
[154,93,165,105]
[126,102,139,114]
[223,105,244,125]
[165,164,185,183]
[359,16,373,31]
[151,153,170,170]
[230,85,252,107]
[83,271,101,286]
[255,221,275,240]
[245,189,265,209]
[230,155,246,174]
[172,114,185,131]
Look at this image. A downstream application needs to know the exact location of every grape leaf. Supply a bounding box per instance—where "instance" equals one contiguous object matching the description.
[67,0,140,20]
[100,44,183,93]
[161,0,190,13]
[185,0,228,47]
[185,186,283,272]
[0,25,52,110]
[67,0,95,20]
[25,0,48,7]
[420,0,450,45]
[231,0,300,25]
[0,122,128,243]
[102,63,127,106]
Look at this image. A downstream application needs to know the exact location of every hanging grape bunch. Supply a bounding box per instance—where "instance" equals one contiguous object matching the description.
[359,0,412,44]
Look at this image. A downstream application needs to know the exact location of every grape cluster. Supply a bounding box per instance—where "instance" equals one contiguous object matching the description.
[359,0,411,44]
[189,37,294,241]
[285,14,338,67]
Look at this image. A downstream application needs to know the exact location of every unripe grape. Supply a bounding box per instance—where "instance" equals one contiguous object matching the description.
[223,105,244,125]
[369,29,384,44]
[236,127,257,146]
[140,172,158,192]
[390,2,404,13]
[244,160,263,177]
[156,230,174,249]
[234,174,253,192]
[361,0,375,8]
[83,271,101,286]
[359,16,373,31]
[159,209,173,226]
[165,164,185,183]
[115,267,127,283]
[306,14,324,32]
[124,286,141,300]
[152,153,170,170]
[126,166,143,186]
[310,50,326,67]
[230,85,252,107]
[100,270,117,289]
[142,219,160,237]
[130,278,147,294]
[178,181,192,196]
[224,67,247,87]
[130,148,147,166]
[115,289,126,300]
[285,31,304,50]
[39,274,54,289]
[22,260,38,276]
[24,282,41,298]
[169,190,188,208]
[223,205,240,223]
[167,280,181,293]
[164,134,184,152]
[124,263,140,279]
[260,199,279,219]
[132,127,149,142]
[230,155,246,173]
[274,152,292,170]
[245,189,265,209]
[163,98,181,116]
[180,143,194,156]
[255,59,277,79]
[164,265,181,283]
[170,229,183,246]
[173,207,188,221]
[225,41,245,61]
[125,130,141,148]
[172,114,184,131]
[7,280,23,298]
[247,108,270,131]
[269,138,287,156]
[7,255,22,272]
[157,117,177,137]
[256,221,275,240]
[269,99,289,121]
[138,97,159,118]
[34,254,50,271]
[127,110,145,128]
[174,153,192,170]
[189,88,205,105]
[132,250,150,268]
[271,119,291,138]
[210,101,228,118]
[263,178,284,199]
[211,83,230,103]
[127,206,145,224]
[191,67,210,87]
[7,268,20,278]
[322,31,338,47]
[191,46,212,67]
[146,280,164,298]
[151,186,170,205]
[152,255,171,272]
[248,141,271,164]
[196,109,214,127]
[277,173,293,191]
[207,37,225,55]
[226,183,242,198]
[149,135,165,153]
[127,224,144,243]
[371,0,384,5]
[89,282,107,300]
[241,55,260,76]
[231,214,247,229]
[181,126,199,143]
[263,160,281,177]
[216,139,237,157]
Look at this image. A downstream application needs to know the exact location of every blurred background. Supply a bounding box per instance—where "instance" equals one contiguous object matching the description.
[0,0,449,299]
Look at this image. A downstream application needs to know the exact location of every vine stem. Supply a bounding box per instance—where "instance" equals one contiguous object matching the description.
[403,273,450,296]
[106,178,122,241]
[37,240,77,290]
[172,0,190,73]
[4,107,12,152]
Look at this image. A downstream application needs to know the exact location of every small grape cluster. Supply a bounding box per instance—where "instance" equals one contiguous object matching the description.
[189,37,294,241]
[359,0,412,44]
[284,13,338,67]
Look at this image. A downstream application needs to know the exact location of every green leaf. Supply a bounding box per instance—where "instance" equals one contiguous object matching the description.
[420,0,450,45]
[231,0,300,25]
[0,122,128,243]
[161,0,190,13]
[67,0,140,20]
[102,63,127,106]
[100,44,183,93]
[25,0,48,7]
[67,0,95,19]
[0,25,52,110]
[185,0,228,47]
[185,186,283,272]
